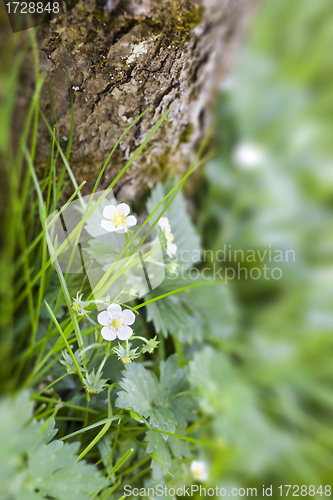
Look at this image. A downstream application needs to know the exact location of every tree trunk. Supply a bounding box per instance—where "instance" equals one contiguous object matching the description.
[27,0,249,199]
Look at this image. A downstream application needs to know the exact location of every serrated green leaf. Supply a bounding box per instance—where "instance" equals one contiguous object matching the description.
[145,430,171,480]
[168,429,192,459]
[146,295,202,341]
[84,239,120,264]
[115,356,197,476]
[28,440,77,479]
[115,363,158,417]
[159,354,186,402]
[149,406,177,439]
[116,356,196,427]
[169,394,198,427]
[38,461,105,500]
[145,276,236,342]
[0,392,107,500]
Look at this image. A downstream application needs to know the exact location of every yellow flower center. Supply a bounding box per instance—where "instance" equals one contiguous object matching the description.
[112,318,122,329]
[167,232,174,243]
[112,212,126,227]
[121,357,131,364]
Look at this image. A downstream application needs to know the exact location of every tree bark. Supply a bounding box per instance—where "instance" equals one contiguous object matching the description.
[27,0,249,199]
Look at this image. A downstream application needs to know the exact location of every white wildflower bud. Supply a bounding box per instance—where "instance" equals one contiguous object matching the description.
[191,460,208,481]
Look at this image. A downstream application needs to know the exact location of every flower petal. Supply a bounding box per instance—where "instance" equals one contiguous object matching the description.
[114,225,126,234]
[107,303,122,316]
[117,203,130,216]
[103,205,117,219]
[101,220,116,232]
[101,326,117,341]
[117,325,133,340]
[166,242,177,258]
[122,309,135,325]
[125,215,137,228]
[97,311,111,326]
[158,217,170,233]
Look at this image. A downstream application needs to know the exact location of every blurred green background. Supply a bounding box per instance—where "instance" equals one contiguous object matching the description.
[193,0,333,494]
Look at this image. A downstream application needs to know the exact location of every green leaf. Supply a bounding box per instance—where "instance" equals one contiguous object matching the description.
[184,282,238,340]
[145,276,237,342]
[169,394,198,427]
[0,392,107,500]
[116,356,196,429]
[168,429,192,459]
[145,431,171,480]
[115,356,197,477]
[38,461,106,500]
[146,295,202,341]
[84,239,120,264]
[159,354,187,402]
[17,491,42,500]
[115,363,158,418]
[28,440,78,479]
[149,406,177,438]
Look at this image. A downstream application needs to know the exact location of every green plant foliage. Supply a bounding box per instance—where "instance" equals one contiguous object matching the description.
[146,294,202,341]
[115,356,197,479]
[115,354,196,435]
[146,181,201,267]
[84,240,120,265]
[60,350,83,374]
[145,275,237,341]
[0,392,107,500]
[145,430,171,480]
[3,0,333,495]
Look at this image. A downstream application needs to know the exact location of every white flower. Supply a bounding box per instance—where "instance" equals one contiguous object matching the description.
[97,303,135,341]
[158,217,177,258]
[191,460,208,481]
[233,142,266,170]
[101,203,137,233]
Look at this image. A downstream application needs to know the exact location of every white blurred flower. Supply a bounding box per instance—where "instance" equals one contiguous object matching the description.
[101,203,137,233]
[233,142,266,170]
[191,460,208,481]
[158,217,177,258]
[97,303,135,341]
[220,75,234,92]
